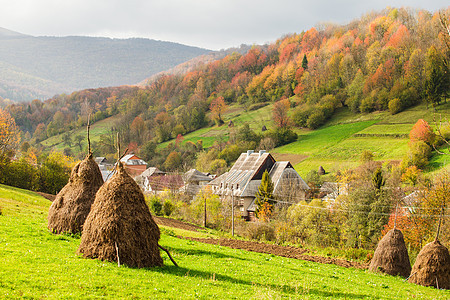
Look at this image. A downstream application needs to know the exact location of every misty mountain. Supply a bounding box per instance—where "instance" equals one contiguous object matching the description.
[0,28,210,102]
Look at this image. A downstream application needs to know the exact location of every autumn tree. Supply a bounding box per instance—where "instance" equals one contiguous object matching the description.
[163,151,182,171]
[409,119,435,145]
[272,98,291,128]
[0,108,21,158]
[210,96,227,125]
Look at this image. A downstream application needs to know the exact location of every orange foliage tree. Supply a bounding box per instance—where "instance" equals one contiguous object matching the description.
[409,119,435,145]
[210,96,227,125]
[272,98,291,128]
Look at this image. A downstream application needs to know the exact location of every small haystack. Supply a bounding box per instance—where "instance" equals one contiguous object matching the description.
[318,166,326,175]
[408,240,450,289]
[369,229,411,277]
[78,161,163,268]
[48,153,104,234]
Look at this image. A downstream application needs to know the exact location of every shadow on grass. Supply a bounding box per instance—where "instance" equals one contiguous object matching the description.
[154,265,369,299]
[162,245,246,261]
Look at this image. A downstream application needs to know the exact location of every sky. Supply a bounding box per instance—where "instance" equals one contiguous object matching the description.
[0,0,448,50]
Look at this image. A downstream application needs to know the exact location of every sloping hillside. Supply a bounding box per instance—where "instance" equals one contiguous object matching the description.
[0,184,448,299]
[0,27,210,101]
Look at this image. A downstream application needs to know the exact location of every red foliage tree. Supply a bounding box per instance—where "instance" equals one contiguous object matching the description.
[210,96,227,124]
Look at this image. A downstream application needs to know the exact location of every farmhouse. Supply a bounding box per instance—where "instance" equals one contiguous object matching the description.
[209,150,309,220]
[120,154,147,176]
[180,169,214,195]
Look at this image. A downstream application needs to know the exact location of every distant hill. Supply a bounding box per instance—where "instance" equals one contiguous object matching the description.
[0,27,210,102]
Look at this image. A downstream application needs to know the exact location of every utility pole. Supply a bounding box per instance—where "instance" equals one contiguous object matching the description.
[203,194,207,227]
[231,193,234,236]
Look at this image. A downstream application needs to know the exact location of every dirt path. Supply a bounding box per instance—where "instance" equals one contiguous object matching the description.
[155,216,368,270]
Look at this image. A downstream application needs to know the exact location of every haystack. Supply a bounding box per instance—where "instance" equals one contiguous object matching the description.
[369,229,411,277]
[408,240,450,289]
[77,161,163,268]
[48,153,104,234]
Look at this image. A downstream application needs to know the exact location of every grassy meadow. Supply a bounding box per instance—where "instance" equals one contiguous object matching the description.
[1,184,449,299]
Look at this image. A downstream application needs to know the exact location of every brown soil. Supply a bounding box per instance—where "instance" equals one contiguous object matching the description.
[155,216,368,270]
[36,192,56,202]
[154,216,202,232]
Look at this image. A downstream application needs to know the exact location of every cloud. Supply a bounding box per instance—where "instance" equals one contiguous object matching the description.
[0,0,448,50]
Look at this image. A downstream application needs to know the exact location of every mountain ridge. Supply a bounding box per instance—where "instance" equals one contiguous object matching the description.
[0,27,210,102]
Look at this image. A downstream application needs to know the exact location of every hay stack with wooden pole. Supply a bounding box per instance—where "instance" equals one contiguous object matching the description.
[77,158,164,268]
[408,208,450,289]
[48,118,103,234]
[369,228,411,277]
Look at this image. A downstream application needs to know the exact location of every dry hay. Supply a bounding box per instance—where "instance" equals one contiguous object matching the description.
[408,240,450,289]
[77,162,163,268]
[369,229,411,277]
[48,153,104,234]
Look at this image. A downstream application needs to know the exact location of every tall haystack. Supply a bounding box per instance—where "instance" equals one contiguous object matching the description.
[408,240,450,289]
[77,161,163,268]
[48,153,104,234]
[369,229,411,277]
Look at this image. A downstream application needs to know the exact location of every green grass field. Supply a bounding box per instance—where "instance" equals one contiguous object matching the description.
[40,115,120,153]
[1,184,449,299]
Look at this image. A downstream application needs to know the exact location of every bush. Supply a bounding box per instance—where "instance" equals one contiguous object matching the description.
[245,222,276,241]
[292,105,313,127]
[266,127,297,147]
[163,199,175,216]
[148,196,163,216]
[388,98,402,115]
[306,110,326,129]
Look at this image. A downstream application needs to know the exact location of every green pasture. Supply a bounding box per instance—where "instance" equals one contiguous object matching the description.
[0,184,448,299]
[40,115,119,152]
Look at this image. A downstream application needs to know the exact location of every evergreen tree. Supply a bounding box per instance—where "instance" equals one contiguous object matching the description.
[425,46,446,107]
[301,54,308,70]
[255,170,274,218]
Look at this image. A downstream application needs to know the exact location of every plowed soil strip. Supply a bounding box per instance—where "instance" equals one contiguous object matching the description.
[183,237,368,270]
[154,216,368,269]
[154,216,202,232]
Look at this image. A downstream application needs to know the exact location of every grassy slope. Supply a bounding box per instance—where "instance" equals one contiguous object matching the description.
[1,185,448,299]
[40,115,120,153]
[41,101,450,176]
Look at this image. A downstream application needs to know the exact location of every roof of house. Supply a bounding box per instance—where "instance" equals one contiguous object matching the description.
[209,150,308,198]
[183,169,213,183]
[95,157,108,164]
[120,154,147,166]
[140,167,166,177]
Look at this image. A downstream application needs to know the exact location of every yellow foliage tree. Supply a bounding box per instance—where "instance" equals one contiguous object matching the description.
[0,109,20,157]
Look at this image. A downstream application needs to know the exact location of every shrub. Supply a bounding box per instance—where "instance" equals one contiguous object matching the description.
[360,97,375,113]
[245,222,276,241]
[148,196,163,216]
[266,127,297,147]
[292,105,313,127]
[388,98,402,115]
[306,110,326,129]
[163,199,175,216]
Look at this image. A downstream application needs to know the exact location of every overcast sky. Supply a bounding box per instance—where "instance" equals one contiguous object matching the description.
[0,0,448,50]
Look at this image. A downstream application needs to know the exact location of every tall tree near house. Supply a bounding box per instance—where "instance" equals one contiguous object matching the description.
[272,98,291,128]
[210,96,227,126]
[255,170,275,220]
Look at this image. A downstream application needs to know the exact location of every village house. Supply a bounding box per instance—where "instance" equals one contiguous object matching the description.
[209,150,310,221]
[179,169,214,196]
[120,154,147,177]
[134,167,166,192]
